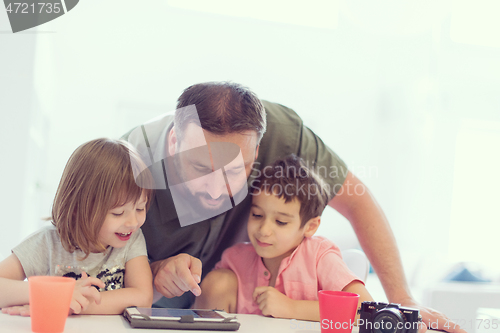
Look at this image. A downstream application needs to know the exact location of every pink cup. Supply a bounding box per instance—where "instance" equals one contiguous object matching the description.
[29,276,75,333]
[319,290,360,333]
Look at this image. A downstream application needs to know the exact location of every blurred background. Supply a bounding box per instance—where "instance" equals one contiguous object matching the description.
[1,0,499,328]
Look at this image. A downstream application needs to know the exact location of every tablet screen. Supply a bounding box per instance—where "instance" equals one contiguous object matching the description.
[137,308,225,319]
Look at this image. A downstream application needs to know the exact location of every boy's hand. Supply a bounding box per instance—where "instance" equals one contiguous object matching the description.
[1,304,30,316]
[253,286,294,318]
[69,272,105,314]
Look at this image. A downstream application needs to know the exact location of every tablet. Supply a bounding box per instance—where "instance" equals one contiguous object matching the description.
[123,307,240,331]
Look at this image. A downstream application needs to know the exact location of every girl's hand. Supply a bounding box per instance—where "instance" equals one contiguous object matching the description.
[1,304,30,316]
[253,286,295,318]
[69,272,105,315]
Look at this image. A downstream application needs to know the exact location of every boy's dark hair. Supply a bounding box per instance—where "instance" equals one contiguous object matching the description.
[251,154,329,227]
[175,81,267,143]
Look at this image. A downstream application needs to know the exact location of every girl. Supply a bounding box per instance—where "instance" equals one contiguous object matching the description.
[0,138,154,315]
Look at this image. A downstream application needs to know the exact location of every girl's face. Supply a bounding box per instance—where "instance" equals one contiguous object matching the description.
[96,192,148,250]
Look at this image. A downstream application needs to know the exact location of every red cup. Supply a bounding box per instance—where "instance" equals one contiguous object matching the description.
[29,276,76,333]
[319,290,360,333]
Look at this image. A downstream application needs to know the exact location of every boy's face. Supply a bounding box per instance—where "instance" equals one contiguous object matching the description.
[247,191,312,264]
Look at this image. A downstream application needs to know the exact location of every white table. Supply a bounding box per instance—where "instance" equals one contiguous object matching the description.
[0,311,449,333]
[423,282,500,333]
[0,313,331,333]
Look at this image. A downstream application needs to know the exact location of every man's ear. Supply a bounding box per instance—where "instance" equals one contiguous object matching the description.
[303,216,321,238]
[255,144,260,160]
[168,127,177,156]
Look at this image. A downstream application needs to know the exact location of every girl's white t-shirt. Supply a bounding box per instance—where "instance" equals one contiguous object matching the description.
[13,225,147,291]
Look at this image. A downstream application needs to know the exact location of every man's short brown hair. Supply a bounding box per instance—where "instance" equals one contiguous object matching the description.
[51,138,153,258]
[175,81,266,143]
[250,154,329,227]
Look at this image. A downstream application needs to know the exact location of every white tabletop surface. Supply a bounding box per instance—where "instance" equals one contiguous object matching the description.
[0,311,447,333]
[0,312,336,333]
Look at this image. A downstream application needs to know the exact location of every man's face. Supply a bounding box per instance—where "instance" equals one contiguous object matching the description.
[168,122,259,212]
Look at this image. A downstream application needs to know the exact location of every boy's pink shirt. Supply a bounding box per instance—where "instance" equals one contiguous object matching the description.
[214,236,363,315]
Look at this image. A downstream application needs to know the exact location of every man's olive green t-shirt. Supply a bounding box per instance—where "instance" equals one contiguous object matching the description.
[122,100,348,278]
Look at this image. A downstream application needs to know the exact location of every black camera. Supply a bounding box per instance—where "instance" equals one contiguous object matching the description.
[358,302,422,333]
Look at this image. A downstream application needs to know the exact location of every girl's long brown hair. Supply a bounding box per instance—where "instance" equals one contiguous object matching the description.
[51,138,153,259]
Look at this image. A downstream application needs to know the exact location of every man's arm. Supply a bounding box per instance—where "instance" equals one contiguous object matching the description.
[329,171,466,333]
[329,171,410,304]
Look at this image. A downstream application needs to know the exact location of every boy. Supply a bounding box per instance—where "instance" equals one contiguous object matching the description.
[194,155,372,321]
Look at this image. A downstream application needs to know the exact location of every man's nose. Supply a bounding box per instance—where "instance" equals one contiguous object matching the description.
[206,170,227,199]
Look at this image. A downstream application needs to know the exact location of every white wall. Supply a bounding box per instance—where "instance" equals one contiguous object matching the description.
[0,13,38,259]
[1,1,499,290]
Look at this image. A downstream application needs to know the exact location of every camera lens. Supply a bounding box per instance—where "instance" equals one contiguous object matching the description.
[372,308,406,333]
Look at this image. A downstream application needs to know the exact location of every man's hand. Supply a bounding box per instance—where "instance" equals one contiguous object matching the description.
[253,286,294,318]
[399,298,468,333]
[152,254,202,298]
[70,272,104,315]
[1,304,30,316]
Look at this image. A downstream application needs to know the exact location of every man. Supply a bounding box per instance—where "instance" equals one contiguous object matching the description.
[123,81,464,333]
